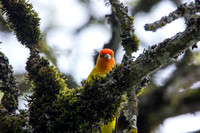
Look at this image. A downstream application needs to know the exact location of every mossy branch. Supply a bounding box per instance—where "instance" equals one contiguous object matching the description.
[0,52,23,133]
[0,51,19,112]
[0,0,41,49]
[110,0,139,55]
[0,108,26,133]
[25,49,68,132]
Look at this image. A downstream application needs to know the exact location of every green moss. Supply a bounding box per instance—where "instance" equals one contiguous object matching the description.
[0,113,25,133]
[52,79,126,132]
[0,0,41,49]
[111,1,139,55]
[0,103,26,133]
[25,50,69,132]
[0,52,19,112]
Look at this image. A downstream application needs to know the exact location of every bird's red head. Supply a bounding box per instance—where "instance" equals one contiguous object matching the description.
[99,48,114,60]
[96,48,115,72]
[99,48,114,59]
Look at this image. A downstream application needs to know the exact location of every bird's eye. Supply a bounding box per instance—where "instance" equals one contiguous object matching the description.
[100,54,104,58]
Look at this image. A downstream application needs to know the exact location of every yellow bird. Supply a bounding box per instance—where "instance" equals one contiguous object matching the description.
[87,48,116,133]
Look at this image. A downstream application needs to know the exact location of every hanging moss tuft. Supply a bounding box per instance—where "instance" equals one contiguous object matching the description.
[26,49,68,132]
[0,0,41,49]
[0,51,19,112]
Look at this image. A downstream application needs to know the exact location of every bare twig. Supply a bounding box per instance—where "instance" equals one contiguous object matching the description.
[145,2,200,31]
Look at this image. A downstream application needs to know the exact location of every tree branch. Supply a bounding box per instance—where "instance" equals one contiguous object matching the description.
[145,2,200,31]
[110,0,139,56]
[137,51,200,132]
[0,51,19,112]
[0,52,23,133]
[0,0,41,49]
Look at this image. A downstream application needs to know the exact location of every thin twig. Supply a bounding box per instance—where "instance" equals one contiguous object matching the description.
[145,2,200,31]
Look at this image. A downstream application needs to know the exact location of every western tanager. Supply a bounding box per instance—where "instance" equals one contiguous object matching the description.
[87,48,116,133]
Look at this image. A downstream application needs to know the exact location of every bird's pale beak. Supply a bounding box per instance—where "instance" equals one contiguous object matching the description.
[104,53,111,60]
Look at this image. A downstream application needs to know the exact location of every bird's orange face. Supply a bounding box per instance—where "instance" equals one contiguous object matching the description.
[99,48,114,60]
[96,48,115,73]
